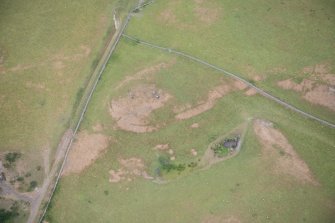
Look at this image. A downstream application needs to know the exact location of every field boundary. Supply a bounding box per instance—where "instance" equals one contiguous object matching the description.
[122,34,335,129]
[32,2,155,223]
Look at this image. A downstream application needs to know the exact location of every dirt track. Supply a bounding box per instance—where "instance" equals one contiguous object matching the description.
[29,2,155,223]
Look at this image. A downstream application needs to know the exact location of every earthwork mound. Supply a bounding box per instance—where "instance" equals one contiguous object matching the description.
[175,80,246,120]
[277,64,335,111]
[253,119,319,185]
[63,131,109,175]
[109,84,171,133]
[109,157,153,183]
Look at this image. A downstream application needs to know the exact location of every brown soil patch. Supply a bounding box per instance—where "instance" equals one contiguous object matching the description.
[245,88,257,96]
[25,81,47,91]
[154,144,176,160]
[175,80,243,120]
[0,52,4,65]
[233,80,247,90]
[158,0,220,29]
[245,65,264,82]
[92,123,104,132]
[115,61,174,90]
[109,84,171,133]
[154,144,169,151]
[109,157,153,183]
[319,74,335,85]
[202,215,241,223]
[190,123,200,128]
[303,63,330,74]
[314,64,329,74]
[53,61,65,70]
[0,66,5,74]
[43,146,51,176]
[277,78,335,111]
[53,45,91,62]
[277,79,314,92]
[194,0,220,25]
[9,64,36,73]
[63,131,109,175]
[253,119,319,185]
[3,45,91,75]
[159,8,177,24]
[303,85,335,110]
[173,103,192,113]
[303,66,314,74]
[303,63,335,85]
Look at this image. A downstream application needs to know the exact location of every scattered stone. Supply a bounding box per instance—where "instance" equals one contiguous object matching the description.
[191,149,198,156]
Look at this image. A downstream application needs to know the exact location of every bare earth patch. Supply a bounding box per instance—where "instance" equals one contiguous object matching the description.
[109,157,153,183]
[202,215,241,223]
[303,63,330,75]
[245,88,257,96]
[43,146,51,176]
[53,61,65,70]
[190,123,200,128]
[159,7,177,25]
[253,119,319,185]
[175,80,246,120]
[244,65,264,82]
[154,144,169,151]
[63,131,109,175]
[277,79,314,92]
[319,74,335,85]
[115,61,175,90]
[109,84,171,133]
[277,78,335,111]
[158,0,221,29]
[194,0,220,25]
[303,85,335,110]
[25,81,48,92]
[158,2,193,30]
[304,63,335,85]
[92,123,104,132]
[3,45,91,74]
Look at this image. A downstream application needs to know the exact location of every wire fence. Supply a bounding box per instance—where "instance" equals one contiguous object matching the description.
[34,0,333,221]
[122,34,335,129]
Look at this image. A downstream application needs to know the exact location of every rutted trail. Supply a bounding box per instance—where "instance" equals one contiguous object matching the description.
[28,2,155,223]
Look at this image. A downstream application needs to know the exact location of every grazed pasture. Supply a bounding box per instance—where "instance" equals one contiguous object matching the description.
[0,0,136,221]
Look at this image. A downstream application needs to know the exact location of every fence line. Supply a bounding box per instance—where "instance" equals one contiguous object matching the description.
[122,34,335,129]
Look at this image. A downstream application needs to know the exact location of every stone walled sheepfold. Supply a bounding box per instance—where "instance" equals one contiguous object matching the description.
[223,137,239,149]
[211,136,240,157]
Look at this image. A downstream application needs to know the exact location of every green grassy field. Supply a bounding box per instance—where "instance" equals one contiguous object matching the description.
[2,0,334,222]
[46,35,335,222]
[0,0,136,222]
[126,0,335,122]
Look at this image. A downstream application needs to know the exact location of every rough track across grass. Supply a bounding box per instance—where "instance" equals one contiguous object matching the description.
[32,1,155,223]
[122,34,335,129]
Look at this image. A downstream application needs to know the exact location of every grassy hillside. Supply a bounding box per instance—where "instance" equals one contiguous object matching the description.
[0,0,135,222]
[46,38,335,222]
[126,0,335,122]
